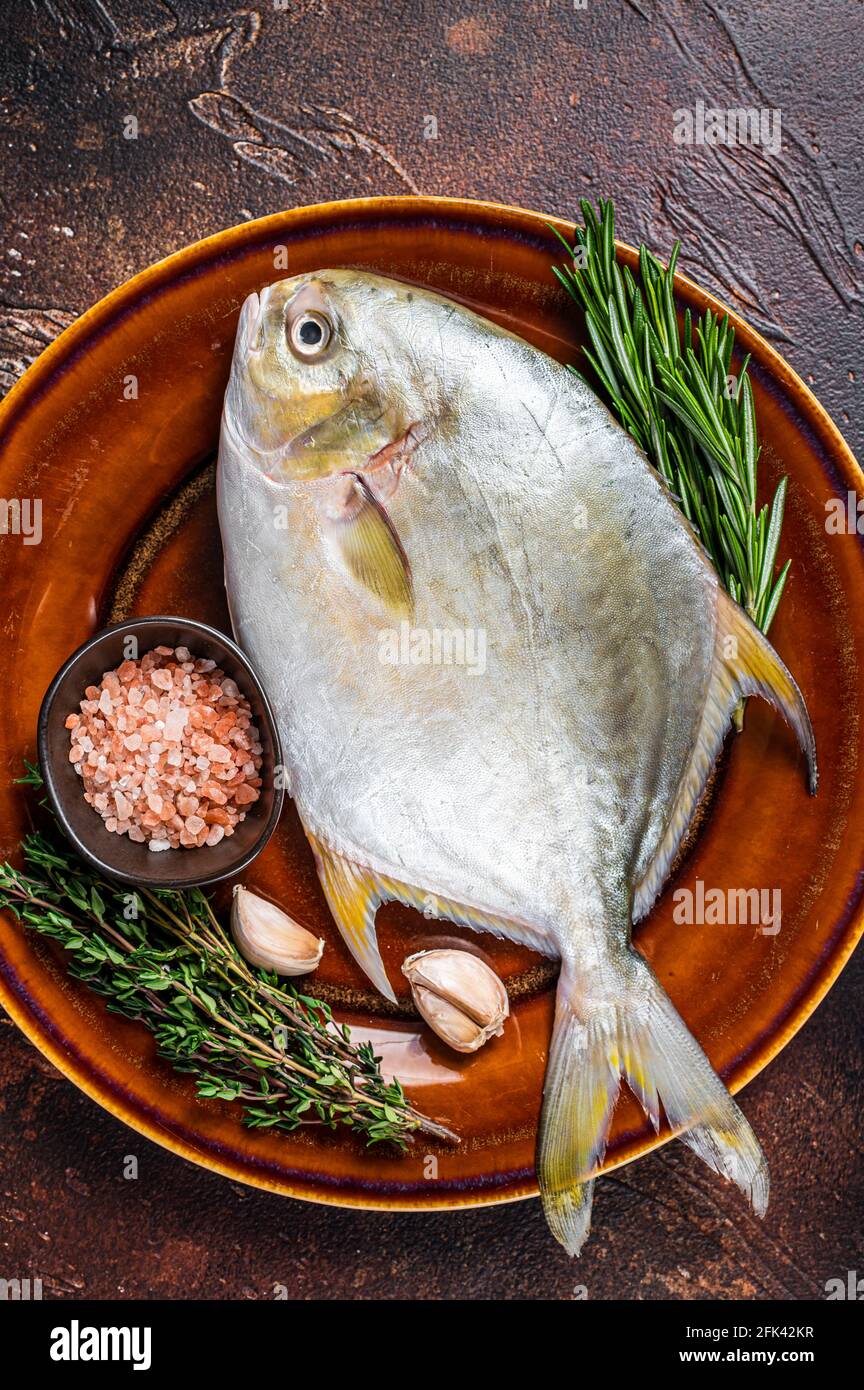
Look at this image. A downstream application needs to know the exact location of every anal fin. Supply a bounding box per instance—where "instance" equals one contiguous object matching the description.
[375,878,557,960]
[307,833,398,1003]
[306,832,555,1004]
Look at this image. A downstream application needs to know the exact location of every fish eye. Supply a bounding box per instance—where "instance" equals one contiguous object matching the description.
[288,310,332,360]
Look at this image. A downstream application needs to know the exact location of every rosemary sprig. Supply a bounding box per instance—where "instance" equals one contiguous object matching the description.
[551,198,789,635]
[0,826,453,1149]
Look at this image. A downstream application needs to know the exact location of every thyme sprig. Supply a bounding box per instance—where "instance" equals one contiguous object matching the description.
[0,826,453,1149]
[552,198,789,635]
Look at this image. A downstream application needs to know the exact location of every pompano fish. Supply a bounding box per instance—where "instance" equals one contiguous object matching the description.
[217,270,816,1254]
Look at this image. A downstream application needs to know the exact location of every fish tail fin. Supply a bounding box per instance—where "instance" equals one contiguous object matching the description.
[716,588,817,793]
[539,950,768,1257]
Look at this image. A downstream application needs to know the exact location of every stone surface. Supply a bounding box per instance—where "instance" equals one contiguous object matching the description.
[1,0,861,1300]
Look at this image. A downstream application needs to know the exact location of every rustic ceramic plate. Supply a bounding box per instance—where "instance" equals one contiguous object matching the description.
[0,196,862,1212]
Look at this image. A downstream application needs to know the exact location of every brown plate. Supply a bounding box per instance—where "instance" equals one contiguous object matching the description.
[0,196,862,1212]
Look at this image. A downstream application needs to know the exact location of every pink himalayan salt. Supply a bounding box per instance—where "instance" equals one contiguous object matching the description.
[67,646,263,852]
[163,707,188,742]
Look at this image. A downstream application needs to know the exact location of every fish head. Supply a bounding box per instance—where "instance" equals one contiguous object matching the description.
[224,271,434,482]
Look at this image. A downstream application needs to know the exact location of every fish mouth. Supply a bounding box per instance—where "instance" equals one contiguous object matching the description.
[237,289,263,356]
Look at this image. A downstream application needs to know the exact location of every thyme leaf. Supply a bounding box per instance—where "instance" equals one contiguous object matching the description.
[0,781,454,1151]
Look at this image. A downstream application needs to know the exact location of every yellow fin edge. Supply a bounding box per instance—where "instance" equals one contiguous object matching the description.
[634,588,816,922]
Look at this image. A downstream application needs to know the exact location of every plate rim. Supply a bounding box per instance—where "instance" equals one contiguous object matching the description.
[0,193,862,1213]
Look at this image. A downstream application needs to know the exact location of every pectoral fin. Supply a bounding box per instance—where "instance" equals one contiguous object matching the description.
[318,474,414,618]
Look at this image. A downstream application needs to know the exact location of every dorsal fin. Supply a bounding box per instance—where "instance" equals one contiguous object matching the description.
[634,588,817,922]
[718,591,816,789]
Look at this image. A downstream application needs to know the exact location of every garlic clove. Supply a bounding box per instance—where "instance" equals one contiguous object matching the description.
[413,985,486,1051]
[402,949,509,1053]
[231,885,324,976]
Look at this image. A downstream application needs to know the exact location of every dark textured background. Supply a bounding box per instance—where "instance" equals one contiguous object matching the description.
[1,0,862,1301]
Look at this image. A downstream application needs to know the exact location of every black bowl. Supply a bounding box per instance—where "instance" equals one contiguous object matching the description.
[38,617,284,888]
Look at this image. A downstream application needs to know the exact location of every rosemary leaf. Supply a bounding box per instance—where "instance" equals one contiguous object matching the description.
[552,200,789,636]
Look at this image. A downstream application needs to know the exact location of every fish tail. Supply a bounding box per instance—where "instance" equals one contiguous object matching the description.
[539,951,768,1257]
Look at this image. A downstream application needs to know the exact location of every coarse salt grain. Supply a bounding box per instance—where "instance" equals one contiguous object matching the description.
[67,646,264,852]
[163,707,188,742]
